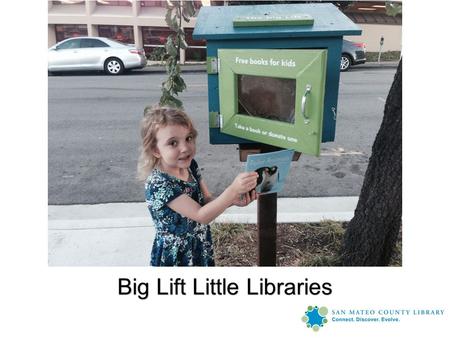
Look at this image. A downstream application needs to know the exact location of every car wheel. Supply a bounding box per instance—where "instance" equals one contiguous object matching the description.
[340,54,351,72]
[104,57,124,75]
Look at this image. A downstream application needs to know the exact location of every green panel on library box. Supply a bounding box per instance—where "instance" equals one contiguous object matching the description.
[219,49,327,156]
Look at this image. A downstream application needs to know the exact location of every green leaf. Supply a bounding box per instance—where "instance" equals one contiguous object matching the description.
[167,59,177,74]
[158,2,190,109]
[163,78,173,91]
[165,59,175,74]
[178,35,188,50]
[173,76,186,93]
[172,2,181,29]
[171,17,179,31]
[165,7,174,27]
[181,12,190,23]
[165,35,178,57]
[182,1,196,19]
[161,93,183,108]
[165,0,174,10]
[385,1,402,17]
[171,96,183,108]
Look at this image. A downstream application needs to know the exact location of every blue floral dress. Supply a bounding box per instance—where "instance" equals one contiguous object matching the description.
[145,159,215,266]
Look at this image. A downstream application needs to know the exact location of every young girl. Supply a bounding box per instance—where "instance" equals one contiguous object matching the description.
[138,106,258,266]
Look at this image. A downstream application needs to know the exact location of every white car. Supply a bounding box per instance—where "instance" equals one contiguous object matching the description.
[48,36,147,75]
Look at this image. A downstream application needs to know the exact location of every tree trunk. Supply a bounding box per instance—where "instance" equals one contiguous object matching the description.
[341,60,402,266]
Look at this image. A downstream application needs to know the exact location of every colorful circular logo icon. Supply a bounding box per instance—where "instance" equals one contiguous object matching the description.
[302,306,328,332]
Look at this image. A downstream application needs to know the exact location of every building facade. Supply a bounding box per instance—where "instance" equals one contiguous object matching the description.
[341,1,402,52]
[48,1,401,63]
[48,0,206,64]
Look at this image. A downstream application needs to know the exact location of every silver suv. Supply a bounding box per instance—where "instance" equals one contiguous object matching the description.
[341,39,366,71]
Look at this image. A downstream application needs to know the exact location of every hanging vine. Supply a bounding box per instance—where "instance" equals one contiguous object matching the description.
[159,0,196,108]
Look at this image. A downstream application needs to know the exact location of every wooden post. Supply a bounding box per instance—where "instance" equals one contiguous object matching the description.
[257,192,277,266]
[255,144,279,267]
[239,144,300,267]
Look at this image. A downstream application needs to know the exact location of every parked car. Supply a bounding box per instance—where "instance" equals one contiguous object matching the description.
[341,39,366,71]
[48,37,147,75]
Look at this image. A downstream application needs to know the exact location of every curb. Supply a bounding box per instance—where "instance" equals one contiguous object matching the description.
[48,197,358,266]
[49,196,358,227]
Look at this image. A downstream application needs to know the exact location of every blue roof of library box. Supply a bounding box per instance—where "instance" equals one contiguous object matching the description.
[193,3,361,40]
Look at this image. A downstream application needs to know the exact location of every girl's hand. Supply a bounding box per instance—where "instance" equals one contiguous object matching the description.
[230,172,258,195]
[232,190,257,207]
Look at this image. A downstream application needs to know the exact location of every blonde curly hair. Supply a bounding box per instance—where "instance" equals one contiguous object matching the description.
[137,105,198,181]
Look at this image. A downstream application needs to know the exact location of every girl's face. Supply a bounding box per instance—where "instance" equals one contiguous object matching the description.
[153,124,196,173]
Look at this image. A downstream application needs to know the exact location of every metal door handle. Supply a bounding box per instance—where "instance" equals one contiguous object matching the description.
[301,84,312,124]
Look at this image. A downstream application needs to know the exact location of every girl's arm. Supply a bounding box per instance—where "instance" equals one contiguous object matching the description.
[167,172,258,224]
[199,180,215,204]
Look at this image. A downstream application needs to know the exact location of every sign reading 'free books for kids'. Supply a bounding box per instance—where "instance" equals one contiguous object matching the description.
[219,49,327,156]
[245,149,294,195]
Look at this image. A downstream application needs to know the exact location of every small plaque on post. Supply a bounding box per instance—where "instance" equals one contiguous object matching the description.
[233,14,314,27]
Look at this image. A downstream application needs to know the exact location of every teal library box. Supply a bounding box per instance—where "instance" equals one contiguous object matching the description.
[193,3,361,156]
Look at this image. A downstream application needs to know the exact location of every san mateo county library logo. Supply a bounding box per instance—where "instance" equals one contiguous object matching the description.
[302,305,329,332]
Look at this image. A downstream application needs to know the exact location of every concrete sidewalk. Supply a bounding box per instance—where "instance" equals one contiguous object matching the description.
[48,196,358,266]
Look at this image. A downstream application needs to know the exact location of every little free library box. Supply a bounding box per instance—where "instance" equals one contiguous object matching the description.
[193,3,361,156]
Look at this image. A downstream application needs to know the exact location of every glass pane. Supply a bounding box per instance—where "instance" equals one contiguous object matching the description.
[81,38,109,48]
[140,0,165,7]
[185,47,206,62]
[184,28,205,47]
[55,24,88,42]
[98,25,134,44]
[142,27,171,46]
[237,75,296,124]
